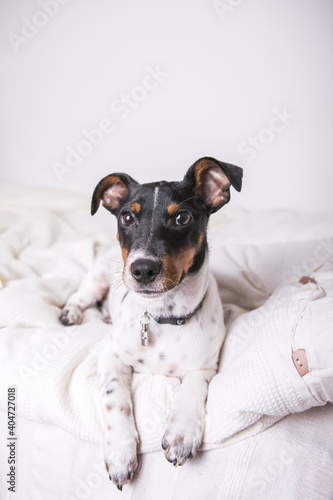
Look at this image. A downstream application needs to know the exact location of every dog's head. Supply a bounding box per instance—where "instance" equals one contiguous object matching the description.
[91,157,242,296]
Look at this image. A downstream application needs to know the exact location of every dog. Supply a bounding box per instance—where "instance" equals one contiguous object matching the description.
[59,157,242,490]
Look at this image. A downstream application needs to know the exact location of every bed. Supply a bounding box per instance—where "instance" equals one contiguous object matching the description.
[0,183,332,500]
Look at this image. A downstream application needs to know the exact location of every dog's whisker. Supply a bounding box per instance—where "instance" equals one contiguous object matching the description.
[164,277,178,290]
[176,196,197,209]
[110,280,125,292]
[106,271,123,279]
[105,260,123,268]
[163,277,190,299]
[108,260,125,269]
[177,282,191,299]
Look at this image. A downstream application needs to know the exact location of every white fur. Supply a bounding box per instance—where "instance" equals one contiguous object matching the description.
[60,249,225,489]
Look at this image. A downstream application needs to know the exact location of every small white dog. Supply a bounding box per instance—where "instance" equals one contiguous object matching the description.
[60,157,242,490]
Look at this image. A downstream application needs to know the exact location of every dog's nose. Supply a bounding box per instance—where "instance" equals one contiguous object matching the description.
[131,259,161,285]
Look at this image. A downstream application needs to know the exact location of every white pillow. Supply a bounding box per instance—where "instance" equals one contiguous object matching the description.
[204,264,333,446]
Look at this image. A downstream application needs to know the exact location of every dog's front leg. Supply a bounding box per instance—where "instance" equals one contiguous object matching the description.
[98,336,139,490]
[162,369,216,466]
[60,253,113,326]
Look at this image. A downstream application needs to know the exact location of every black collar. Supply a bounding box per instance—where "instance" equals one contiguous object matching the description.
[149,291,207,326]
[121,290,207,326]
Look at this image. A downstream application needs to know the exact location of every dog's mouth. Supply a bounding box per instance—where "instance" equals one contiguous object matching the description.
[125,275,181,296]
[135,289,166,297]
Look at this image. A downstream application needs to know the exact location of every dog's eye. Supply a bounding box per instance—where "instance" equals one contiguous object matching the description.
[120,212,136,227]
[175,211,192,226]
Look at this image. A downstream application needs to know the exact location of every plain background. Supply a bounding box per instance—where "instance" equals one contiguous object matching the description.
[1,0,332,214]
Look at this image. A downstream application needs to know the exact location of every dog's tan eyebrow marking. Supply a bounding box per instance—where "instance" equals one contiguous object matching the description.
[167,203,179,215]
[130,202,141,213]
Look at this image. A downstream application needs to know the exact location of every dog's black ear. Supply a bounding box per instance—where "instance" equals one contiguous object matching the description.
[91,173,138,215]
[184,157,243,213]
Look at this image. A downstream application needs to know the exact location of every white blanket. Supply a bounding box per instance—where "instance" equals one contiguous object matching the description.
[0,184,332,456]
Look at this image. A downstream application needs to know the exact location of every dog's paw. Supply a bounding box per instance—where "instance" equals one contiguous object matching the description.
[59,305,83,326]
[104,436,138,491]
[161,415,204,466]
[102,313,112,324]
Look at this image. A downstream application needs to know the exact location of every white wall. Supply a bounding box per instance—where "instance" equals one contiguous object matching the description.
[1,0,332,213]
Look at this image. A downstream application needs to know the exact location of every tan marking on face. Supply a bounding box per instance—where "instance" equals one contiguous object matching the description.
[197,231,203,248]
[121,247,129,263]
[167,203,179,215]
[106,404,114,412]
[107,425,111,430]
[179,247,196,274]
[116,232,119,242]
[161,247,197,289]
[160,231,204,289]
[161,254,182,289]
[131,202,141,213]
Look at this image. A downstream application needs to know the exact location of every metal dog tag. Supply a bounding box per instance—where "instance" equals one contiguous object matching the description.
[140,311,150,346]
